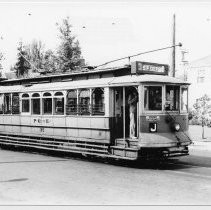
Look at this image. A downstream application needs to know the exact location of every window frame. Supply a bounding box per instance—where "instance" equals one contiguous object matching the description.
[66,89,78,115]
[143,84,164,113]
[31,92,41,115]
[21,93,31,114]
[42,92,53,115]
[12,93,20,114]
[91,88,105,116]
[53,91,65,115]
[180,86,188,113]
[78,88,91,115]
[4,93,12,114]
[0,93,4,114]
[165,85,180,112]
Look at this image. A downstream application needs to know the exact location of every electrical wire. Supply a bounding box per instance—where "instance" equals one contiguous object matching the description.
[95,43,182,68]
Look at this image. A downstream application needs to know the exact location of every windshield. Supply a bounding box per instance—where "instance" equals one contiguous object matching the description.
[165,85,179,111]
[144,86,162,110]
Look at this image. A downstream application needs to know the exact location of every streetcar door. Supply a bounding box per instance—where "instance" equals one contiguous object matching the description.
[113,86,138,139]
[125,86,138,138]
[114,87,124,138]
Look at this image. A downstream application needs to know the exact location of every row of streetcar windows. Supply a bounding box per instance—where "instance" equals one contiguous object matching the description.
[144,85,188,111]
[0,88,105,115]
[0,85,188,115]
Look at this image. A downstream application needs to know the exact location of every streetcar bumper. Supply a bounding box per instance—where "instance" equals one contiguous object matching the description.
[162,146,189,158]
[138,131,192,148]
[137,131,191,159]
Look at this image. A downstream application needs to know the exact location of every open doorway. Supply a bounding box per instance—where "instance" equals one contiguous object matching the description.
[125,86,138,138]
[114,87,123,138]
[113,86,138,139]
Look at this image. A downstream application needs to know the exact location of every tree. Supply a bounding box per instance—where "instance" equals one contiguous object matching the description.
[14,41,30,78]
[43,49,59,73]
[14,40,57,76]
[0,52,4,77]
[193,94,211,139]
[56,17,83,72]
[25,39,45,72]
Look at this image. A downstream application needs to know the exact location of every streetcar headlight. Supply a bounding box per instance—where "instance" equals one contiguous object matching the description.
[174,123,180,131]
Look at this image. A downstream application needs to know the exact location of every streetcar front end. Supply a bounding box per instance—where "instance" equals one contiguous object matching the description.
[138,82,192,159]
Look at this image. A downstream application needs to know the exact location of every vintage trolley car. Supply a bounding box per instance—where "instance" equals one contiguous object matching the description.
[0,61,192,160]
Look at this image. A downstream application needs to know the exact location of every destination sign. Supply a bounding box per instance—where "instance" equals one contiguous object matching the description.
[131,61,169,75]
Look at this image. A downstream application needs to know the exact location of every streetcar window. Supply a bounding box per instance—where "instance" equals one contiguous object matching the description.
[165,86,179,111]
[54,92,64,115]
[22,93,30,113]
[144,86,162,110]
[78,89,90,115]
[181,87,188,112]
[4,94,12,114]
[43,92,52,115]
[66,90,77,115]
[55,92,63,96]
[32,93,40,97]
[0,94,4,114]
[12,93,20,114]
[91,88,105,115]
[43,92,51,97]
[22,93,29,98]
[32,93,40,115]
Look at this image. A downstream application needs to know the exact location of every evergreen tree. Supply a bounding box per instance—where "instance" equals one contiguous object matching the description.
[43,49,59,73]
[14,41,30,78]
[56,17,83,72]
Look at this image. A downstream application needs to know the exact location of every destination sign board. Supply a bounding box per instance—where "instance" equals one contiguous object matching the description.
[131,61,169,75]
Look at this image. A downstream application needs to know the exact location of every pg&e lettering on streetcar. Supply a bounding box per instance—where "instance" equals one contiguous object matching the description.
[33,118,51,125]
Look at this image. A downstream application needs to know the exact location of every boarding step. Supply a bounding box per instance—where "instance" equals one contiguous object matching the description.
[110,145,139,159]
[115,138,139,148]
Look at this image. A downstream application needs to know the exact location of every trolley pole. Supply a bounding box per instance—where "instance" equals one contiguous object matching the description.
[172,14,176,77]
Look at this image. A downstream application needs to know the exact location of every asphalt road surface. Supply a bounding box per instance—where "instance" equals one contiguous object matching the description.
[0,144,211,205]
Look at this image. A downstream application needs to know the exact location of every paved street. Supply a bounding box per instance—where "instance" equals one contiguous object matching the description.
[0,125,211,205]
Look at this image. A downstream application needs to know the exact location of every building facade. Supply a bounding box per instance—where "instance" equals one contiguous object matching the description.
[187,55,211,108]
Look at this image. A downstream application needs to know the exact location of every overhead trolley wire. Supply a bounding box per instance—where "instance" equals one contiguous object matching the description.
[95,43,182,69]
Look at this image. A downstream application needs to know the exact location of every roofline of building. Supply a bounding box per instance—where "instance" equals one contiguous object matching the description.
[0,65,130,84]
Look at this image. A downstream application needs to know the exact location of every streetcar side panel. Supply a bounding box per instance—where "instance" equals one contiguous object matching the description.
[0,115,111,142]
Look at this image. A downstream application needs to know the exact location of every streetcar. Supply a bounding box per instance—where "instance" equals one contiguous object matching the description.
[0,61,192,160]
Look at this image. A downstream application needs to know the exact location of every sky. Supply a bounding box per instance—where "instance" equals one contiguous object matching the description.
[1,1,211,73]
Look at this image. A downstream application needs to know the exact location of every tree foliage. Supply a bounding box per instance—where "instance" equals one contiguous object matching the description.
[14,40,59,77]
[13,17,85,78]
[0,52,4,77]
[14,41,30,78]
[43,49,59,73]
[56,17,83,72]
[25,40,45,72]
[192,94,211,125]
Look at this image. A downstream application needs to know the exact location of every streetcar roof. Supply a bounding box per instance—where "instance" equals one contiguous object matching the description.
[0,74,189,93]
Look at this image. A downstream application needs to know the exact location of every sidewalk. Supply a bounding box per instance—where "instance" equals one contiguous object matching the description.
[189,125,211,153]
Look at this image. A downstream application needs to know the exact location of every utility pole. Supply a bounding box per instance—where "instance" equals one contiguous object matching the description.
[172,14,176,77]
